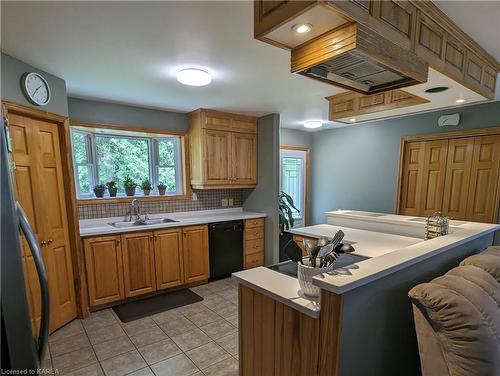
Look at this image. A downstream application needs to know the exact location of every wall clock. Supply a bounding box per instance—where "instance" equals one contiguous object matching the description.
[21,72,51,106]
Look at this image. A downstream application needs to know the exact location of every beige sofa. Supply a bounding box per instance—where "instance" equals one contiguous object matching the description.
[408,246,500,376]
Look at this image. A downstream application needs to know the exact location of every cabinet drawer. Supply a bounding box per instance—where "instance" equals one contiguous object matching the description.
[232,119,257,133]
[245,238,264,255]
[245,227,264,241]
[245,252,264,269]
[245,218,265,229]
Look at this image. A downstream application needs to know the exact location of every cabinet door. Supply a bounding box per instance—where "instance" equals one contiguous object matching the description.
[419,140,448,216]
[182,225,209,284]
[203,129,231,185]
[465,135,500,223]
[399,142,424,216]
[442,138,474,220]
[154,228,184,290]
[121,232,156,297]
[231,132,257,185]
[84,236,124,306]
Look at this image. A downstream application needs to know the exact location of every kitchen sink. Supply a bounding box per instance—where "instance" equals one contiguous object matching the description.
[108,217,178,228]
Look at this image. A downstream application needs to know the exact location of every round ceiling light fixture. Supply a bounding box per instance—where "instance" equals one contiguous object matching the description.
[293,23,312,34]
[177,68,212,86]
[304,120,322,129]
[424,86,449,94]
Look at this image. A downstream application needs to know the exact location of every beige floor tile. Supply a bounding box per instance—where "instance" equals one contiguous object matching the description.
[61,362,104,376]
[209,304,237,319]
[159,317,196,337]
[120,317,157,336]
[199,295,226,310]
[151,308,184,324]
[52,346,97,372]
[100,350,147,376]
[86,323,125,345]
[126,368,155,376]
[171,328,212,352]
[150,353,199,376]
[215,333,238,356]
[41,358,52,370]
[224,314,238,328]
[201,357,238,376]
[49,320,84,342]
[190,285,215,298]
[137,338,182,365]
[179,302,208,316]
[185,342,231,370]
[129,326,169,348]
[188,310,222,327]
[92,335,135,361]
[83,310,118,332]
[49,331,91,357]
[198,320,236,340]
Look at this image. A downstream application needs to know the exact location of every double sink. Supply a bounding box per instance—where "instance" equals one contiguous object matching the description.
[108,217,178,228]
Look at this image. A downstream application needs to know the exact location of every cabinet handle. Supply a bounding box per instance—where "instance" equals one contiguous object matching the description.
[116,239,121,245]
[40,240,47,246]
[47,239,53,245]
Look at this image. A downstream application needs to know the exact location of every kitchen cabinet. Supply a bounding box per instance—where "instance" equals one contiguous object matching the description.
[154,228,184,290]
[188,109,257,189]
[8,111,77,332]
[182,225,210,283]
[83,235,124,306]
[244,218,265,268]
[121,231,157,297]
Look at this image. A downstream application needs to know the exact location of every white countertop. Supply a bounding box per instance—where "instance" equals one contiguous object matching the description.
[79,208,266,237]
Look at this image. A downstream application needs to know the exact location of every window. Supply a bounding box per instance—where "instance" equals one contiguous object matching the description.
[280,147,308,227]
[71,126,185,199]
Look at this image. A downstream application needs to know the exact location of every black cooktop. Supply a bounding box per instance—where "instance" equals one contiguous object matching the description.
[268,253,369,278]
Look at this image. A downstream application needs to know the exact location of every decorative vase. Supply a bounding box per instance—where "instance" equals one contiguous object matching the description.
[297,260,333,297]
[125,187,136,196]
[158,188,166,196]
[108,188,117,197]
[143,189,150,196]
[93,187,105,198]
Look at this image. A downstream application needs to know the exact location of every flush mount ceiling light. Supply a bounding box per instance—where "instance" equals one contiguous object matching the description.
[455,98,466,103]
[293,23,312,34]
[304,120,322,129]
[177,68,211,86]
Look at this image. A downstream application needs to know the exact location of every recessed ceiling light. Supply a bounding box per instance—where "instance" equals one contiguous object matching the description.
[293,23,312,34]
[304,120,322,129]
[349,118,356,123]
[455,98,466,103]
[177,68,211,86]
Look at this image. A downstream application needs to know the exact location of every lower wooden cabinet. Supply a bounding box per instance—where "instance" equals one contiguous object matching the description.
[121,232,157,298]
[292,234,316,257]
[83,235,124,306]
[182,225,210,283]
[154,228,184,290]
[244,218,265,269]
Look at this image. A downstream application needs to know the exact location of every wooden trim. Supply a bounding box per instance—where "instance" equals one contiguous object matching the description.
[318,290,343,376]
[70,120,187,136]
[77,194,191,205]
[280,145,310,226]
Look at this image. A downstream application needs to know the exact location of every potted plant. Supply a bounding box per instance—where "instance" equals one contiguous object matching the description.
[106,181,118,197]
[157,182,167,196]
[279,191,299,261]
[123,176,137,197]
[93,184,106,198]
[141,179,152,196]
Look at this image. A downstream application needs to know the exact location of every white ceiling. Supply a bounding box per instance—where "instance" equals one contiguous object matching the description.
[1,1,499,131]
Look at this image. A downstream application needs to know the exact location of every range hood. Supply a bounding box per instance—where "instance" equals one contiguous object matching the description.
[291,23,428,94]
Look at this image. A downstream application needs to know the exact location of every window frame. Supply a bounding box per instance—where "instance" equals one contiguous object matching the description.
[70,121,190,203]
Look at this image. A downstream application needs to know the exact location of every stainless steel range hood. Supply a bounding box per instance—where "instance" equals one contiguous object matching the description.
[291,23,428,94]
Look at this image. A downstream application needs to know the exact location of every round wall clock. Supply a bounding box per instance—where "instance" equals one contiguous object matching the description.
[21,72,51,106]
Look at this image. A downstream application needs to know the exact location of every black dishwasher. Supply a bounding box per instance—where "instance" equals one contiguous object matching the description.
[209,220,244,280]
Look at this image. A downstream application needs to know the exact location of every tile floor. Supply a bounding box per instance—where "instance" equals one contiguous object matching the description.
[44,278,239,376]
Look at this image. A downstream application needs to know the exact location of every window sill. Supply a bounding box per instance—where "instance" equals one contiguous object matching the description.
[77,194,190,205]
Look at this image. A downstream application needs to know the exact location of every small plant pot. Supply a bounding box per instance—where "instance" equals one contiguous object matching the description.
[297,260,334,297]
[158,188,166,196]
[143,189,151,196]
[93,188,105,198]
[125,187,136,197]
[108,188,117,197]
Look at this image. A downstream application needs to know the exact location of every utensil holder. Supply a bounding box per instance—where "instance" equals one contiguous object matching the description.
[297,260,333,297]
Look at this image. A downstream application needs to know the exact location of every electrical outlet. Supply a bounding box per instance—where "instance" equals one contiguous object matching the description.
[192,192,198,201]
[228,198,234,206]
[221,198,228,207]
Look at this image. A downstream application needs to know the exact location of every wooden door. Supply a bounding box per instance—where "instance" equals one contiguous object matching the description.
[182,225,209,284]
[203,129,231,185]
[442,137,474,220]
[465,135,500,223]
[419,140,448,216]
[154,228,184,290]
[84,236,124,306]
[399,142,424,216]
[121,231,156,297]
[231,132,257,185]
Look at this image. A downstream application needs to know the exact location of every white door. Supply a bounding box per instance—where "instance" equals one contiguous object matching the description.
[280,148,308,228]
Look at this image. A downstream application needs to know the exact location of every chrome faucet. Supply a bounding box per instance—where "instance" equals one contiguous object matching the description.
[126,199,141,222]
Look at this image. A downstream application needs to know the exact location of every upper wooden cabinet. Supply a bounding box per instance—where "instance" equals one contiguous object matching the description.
[188,109,257,189]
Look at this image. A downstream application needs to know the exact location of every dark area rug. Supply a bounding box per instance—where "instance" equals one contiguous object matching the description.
[113,288,203,323]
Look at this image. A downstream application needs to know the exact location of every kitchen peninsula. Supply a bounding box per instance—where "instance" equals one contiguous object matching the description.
[233,210,499,376]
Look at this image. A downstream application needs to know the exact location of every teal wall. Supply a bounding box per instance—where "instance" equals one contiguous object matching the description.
[1,53,68,116]
[309,101,500,225]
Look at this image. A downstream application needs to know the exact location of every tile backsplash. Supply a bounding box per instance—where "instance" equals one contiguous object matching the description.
[78,189,243,220]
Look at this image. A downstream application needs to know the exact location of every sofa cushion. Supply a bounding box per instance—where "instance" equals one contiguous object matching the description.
[446,265,500,307]
[460,250,500,283]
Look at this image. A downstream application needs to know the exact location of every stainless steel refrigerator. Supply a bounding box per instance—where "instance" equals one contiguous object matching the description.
[1,112,50,371]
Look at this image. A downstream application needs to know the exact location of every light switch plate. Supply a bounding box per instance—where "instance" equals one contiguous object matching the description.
[221,198,228,207]
[228,198,234,206]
